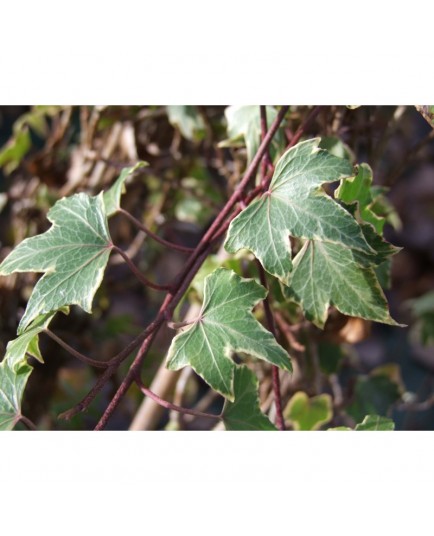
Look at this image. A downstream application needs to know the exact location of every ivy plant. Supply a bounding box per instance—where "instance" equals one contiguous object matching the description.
[0,105,404,431]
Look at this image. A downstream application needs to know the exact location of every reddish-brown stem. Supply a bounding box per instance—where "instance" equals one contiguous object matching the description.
[91,106,289,430]
[135,378,221,421]
[44,329,109,369]
[18,414,37,431]
[286,105,323,149]
[256,260,285,431]
[118,208,195,253]
[113,245,172,291]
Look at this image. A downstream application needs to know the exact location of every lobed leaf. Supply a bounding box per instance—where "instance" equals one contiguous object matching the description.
[166,268,292,400]
[0,192,112,333]
[225,138,400,328]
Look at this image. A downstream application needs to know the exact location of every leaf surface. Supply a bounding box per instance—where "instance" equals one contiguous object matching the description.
[167,268,291,400]
[222,366,277,430]
[0,312,58,430]
[0,192,112,333]
[103,162,148,216]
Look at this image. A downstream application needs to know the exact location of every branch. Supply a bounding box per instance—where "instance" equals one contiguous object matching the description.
[18,414,37,431]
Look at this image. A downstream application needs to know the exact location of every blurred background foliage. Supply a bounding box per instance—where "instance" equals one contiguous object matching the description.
[0,105,433,430]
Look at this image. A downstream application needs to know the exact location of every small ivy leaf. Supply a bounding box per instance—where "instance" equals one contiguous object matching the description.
[103,162,148,217]
[219,105,286,164]
[166,106,205,141]
[222,366,277,430]
[283,240,400,328]
[327,414,395,431]
[284,391,333,431]
[335,163,385,234]
[224,138,370,286]
[355,415,395,431]
[0,311,58,430]
[0,192,113,333]
[166,268,292,401]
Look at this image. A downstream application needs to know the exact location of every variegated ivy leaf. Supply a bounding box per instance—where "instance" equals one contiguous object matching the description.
[0,311,59,430]
[225,138,401,328]
[0,192,113,333]
[167,268,291,401]
[166,106,205,141]
[222,366,277,431]
[103,161,148,216]
[225,138,370,285]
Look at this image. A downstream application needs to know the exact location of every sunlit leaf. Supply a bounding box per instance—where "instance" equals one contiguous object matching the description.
[0,193,113,333]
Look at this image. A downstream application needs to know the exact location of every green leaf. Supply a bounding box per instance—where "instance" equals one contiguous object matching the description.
[347,372,401,423]
[225,138,369,286]
[219,105,285,163]
[0,128,31,175]
[0,311,58,430]
[0,192,113,333]
[284,391,333,430]
[166,106,205,141]
[222,366,277,430]
[355,415,395,431]
[166,268,292,400]
[328,414,395,431]
[103,162,148,216]
[335,163,385,233]
[283,239,400,328]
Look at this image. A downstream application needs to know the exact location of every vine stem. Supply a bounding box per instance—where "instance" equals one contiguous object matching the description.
[135,378,221,421]
[118,208,195,253]
[112,245,172,291]
[44,329,109,369]
[91,107,289,430]
[286,105,323,149]
[18,414,37,431]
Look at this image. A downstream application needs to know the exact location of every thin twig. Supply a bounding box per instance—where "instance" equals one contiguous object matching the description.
[113,245,172,291]
[44,329,109,369]
[18,414,37,431]
[135,378,221,422]
[118,208,195,253]
[286,106,323,149]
